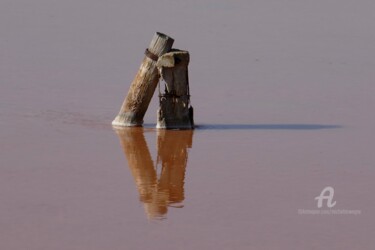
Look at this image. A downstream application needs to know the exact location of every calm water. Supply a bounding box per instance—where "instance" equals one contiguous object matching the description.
[1,0,375,249]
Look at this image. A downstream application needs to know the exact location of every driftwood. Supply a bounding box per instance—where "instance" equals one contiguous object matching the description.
[112,32,174,126]
[156,50,194,129]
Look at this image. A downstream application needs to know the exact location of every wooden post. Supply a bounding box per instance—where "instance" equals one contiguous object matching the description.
[112,32,174,127]
[156,50,194,129]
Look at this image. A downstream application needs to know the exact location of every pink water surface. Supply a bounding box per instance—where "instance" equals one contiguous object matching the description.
[1,0,375,249]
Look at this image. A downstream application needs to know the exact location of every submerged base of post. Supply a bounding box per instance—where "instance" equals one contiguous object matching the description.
[112,112,143,127]
[157,102,194,130]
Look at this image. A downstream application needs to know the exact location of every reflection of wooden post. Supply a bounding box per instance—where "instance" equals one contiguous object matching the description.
[156,50,194,129]
[115,128,156,204]
[112,32,174,127]
[156,130,193,205]
[115,128,193,219]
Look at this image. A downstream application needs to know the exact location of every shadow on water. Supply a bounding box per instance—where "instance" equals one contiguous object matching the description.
[196,124,341,130]
[114,127,193,220]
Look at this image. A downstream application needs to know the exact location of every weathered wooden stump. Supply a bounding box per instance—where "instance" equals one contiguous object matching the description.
[156,50,194,129]
[112,32,174,127]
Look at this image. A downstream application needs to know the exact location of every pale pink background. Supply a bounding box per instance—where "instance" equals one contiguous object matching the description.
[1,0,375,249]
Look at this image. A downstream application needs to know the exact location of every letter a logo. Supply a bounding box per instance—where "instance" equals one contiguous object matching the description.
[315,186,337,208]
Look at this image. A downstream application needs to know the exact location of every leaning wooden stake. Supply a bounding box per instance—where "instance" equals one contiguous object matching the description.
[156,50,194,129]
[112,32,174,127]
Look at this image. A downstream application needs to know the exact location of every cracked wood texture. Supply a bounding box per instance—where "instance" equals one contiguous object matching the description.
[112,32,174,127]
[156,50,194,129]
